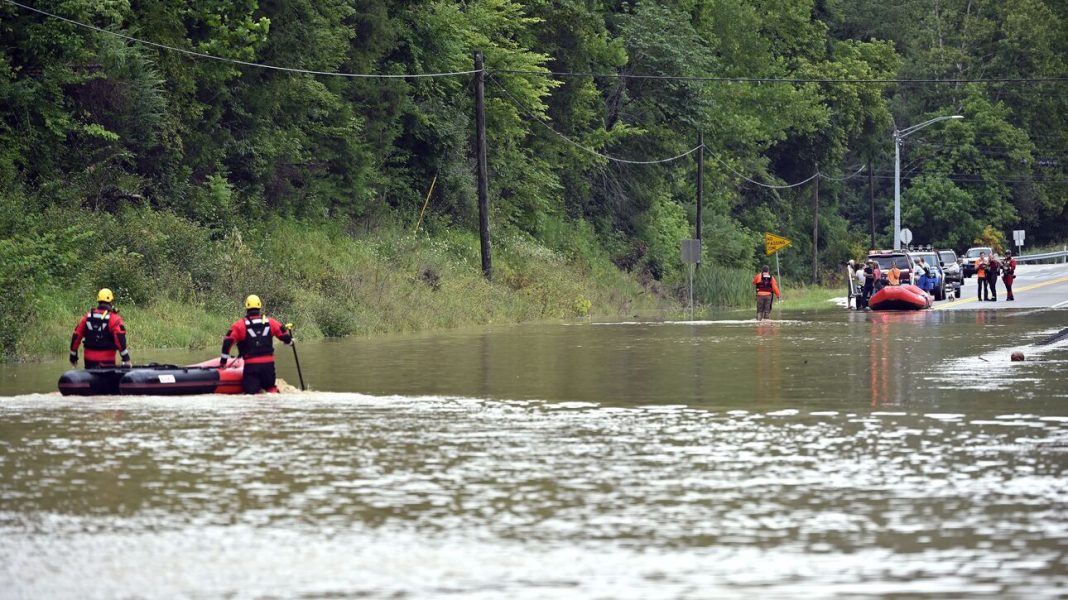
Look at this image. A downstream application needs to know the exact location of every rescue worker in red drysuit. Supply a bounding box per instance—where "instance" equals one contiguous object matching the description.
[220,294,293,394]
[70,288,131,368]
[752,265,781,321]
[1002,251,1017,301]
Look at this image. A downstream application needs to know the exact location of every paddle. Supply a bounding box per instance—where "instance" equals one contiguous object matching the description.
[285,323,305,391]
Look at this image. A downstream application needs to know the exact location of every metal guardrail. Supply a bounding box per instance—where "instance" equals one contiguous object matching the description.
[1015,249,1068,263]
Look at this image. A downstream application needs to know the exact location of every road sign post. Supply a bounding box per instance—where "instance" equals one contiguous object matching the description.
[1013,229,1025,256]
[899,228,913,247]
[681,240,702,320]
[765,233,792,307]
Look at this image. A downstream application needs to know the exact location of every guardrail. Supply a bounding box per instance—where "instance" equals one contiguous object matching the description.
[1015,248,1068,263]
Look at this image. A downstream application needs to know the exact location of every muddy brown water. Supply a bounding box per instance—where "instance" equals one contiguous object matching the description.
[1,309,1067,598]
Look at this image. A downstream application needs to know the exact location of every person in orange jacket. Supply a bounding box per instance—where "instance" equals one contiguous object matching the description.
[975,253,989,300]
[70,288,131,368]
[220,294,293,394]
[753,265,781,321]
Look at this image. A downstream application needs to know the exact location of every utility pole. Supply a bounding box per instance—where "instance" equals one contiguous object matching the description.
[868,158,875,250]
[473,51,492,281]
[695,132,704,269]
[813,166,819,283]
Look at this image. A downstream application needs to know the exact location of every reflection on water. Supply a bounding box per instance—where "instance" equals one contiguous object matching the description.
[1,309,1067,597]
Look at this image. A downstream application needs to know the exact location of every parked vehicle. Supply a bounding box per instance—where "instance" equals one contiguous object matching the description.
[938,249,963,298]
[961,246,994,278]
[910,250,947,300]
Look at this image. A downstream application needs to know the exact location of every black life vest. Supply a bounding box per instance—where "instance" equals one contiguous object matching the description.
[237,316,274,358]
[83,309,116,350]
[755,275,774,293]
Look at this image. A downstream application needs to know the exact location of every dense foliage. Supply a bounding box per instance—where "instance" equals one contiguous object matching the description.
[1,0,1065,356]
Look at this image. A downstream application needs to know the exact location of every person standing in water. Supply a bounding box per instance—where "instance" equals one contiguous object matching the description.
[70,288,131,368]
[752,265,781,321]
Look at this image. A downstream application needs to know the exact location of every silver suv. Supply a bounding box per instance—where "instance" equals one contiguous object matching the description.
[938,249,962,298]
[962,246,994,278]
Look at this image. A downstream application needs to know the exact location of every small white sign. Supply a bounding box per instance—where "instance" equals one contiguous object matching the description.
[900,228,913,244]
[1013,229,1025,245]
[158,374,176,384]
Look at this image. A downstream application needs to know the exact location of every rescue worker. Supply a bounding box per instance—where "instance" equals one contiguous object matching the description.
[220,295,293,394]
[975,253,989,300]
[752,265,781,321]
[1002,251,1017,301]
[887,263,902,286]
[70,288,131,368]
[986,254,1000,302]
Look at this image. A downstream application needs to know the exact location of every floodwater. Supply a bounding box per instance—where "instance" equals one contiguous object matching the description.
[1,308,1067,598]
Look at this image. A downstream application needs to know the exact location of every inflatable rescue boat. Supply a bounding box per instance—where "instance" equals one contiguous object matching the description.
[58,358,245,396]
[868,284,933,311]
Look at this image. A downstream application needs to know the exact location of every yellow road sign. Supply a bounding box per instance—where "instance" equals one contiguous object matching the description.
[765,232,791,256]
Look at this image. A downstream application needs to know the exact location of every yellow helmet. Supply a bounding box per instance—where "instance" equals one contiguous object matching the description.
[244,294,262,310]
[97,288,114,303]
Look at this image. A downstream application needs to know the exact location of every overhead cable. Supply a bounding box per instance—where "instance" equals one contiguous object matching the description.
[500,69,1068,85]
[5,0,478,79]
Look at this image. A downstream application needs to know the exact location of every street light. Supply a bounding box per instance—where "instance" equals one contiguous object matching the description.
[893,115,964,249]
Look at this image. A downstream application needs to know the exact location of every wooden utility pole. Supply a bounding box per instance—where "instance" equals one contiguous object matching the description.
[474,51,492,281]
[868,159,875,249]
[813,166,820,283]
[695,132,704,268]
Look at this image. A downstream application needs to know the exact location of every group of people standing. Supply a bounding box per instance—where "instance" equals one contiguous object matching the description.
[848,259,885,310]
[974,251,1017,301]
[69,289,294,393]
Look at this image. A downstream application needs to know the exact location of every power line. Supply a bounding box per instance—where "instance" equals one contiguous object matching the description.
[818,164,868,182]
[489,77,701,165]
[867,173,1068,184]
[713,157,820,189]
[5,0,478,79]
[500,68,1068,86]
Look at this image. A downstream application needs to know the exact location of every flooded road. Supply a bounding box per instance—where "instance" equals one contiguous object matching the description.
[2,309,1067,598]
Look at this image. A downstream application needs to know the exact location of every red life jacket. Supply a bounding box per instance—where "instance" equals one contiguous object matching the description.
[237,316,274,358]
[83,309,117,350]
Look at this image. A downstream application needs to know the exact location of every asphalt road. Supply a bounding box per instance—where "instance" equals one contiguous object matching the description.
[934,262,1068,311]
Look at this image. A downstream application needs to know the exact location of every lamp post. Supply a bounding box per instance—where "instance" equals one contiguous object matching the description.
[893,115,963,249]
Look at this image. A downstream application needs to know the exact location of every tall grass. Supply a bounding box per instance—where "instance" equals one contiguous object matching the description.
[692,265,754,307]
[8,210,670,362]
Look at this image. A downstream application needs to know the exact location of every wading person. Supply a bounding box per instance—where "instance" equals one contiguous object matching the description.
[220,295,293,394]
[986,254,1000,302]
[752,265,781,321]
[1002,251,1017,301]
[975,253,989,300]
[70,288,131,368]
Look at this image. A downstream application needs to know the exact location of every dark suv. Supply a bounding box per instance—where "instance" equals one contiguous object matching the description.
[868,250,944,300]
